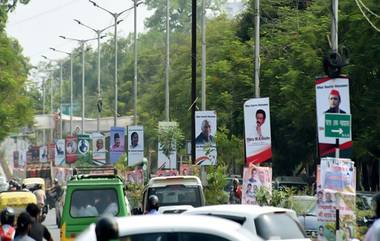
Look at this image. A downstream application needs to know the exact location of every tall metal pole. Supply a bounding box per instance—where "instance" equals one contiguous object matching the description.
[70,54,73,135]
[165,0,170,121]
[254,0,260,98]
[114,15,118,127]
[60,61,63,139]
[81,42,85,134]
[133,0,138,124]
[42,79,46,145]
[201,0,206,111]
[191,0,196,164]
[50,71,53,142]
[331,0,338,52]
[97,34,101,132]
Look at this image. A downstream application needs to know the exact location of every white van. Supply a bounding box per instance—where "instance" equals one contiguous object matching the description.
[142,176,205,214]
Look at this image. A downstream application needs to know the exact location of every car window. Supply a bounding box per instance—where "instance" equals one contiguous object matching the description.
[148,185,202,207]
[121,232,231,241]
[254,213,306,240]
[70,189,119,218]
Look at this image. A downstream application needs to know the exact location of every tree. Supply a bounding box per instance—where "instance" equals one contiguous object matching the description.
[157,122,184,167]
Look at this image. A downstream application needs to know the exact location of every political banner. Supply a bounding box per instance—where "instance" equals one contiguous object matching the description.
[242,165,272,205]
[180,164,192,175]
[52,167,73,185]
[316,77,352,157]
[77,134,91,156]
[13,151,19,168]
[155,169,178,177]
[65,135,78,164]
[195,111,217,165]
[55,139,65,166]
[123,169,144,185]
[110,127,125,164]
[39,145,48,163]
[27,146,40,164]
[157,122,177,169]
[92,133,106,166]
[47,144,55,163]
[127,125,144,166]
[320,158,355,194]
[244,98,272,165]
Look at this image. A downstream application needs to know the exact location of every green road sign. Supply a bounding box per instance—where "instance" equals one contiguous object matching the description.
[325,113,351,138]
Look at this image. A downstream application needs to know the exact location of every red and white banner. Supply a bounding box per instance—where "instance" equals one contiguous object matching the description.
[244,98,272,165]
[65,135,78,164]
[242,165,272,205]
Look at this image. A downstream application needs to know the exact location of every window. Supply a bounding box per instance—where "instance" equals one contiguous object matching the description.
[254,213,306,240]
[70,189,119,218]
[148,185,202,207]
[121,232,230,241]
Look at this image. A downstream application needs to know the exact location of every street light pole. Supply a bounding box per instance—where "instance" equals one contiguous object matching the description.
[50,47,73,135]
[60,36,97,134]
[89,0,142,127]
[133,0,138,125]
[165,0,170,121]
[74,19,116,132]
[59,60,63,138]
[42,55,55,142]
[254,0,260,98]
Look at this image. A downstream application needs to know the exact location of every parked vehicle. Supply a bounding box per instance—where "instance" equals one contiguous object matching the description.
[0,191,37,216]
[60,167,131,241]
[183,204,310,241]
[141,175,205,214]
[289,195,318,238]
[76,215,262,241]
[274,176,308,192]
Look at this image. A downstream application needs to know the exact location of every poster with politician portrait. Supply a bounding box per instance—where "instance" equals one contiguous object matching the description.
[242,165,272,205]
[55,139,65,166]
[39,145,48,163]
[110,127,125,164]
[244,98,272,165]
[195,111,217,165]
[65,135,78,164]
[92,133,106,166]
[127,125,144,166]
[315,77,351,157]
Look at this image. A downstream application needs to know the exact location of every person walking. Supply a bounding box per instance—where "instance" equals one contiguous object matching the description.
[25,204,53,241]
[0,207,16,241]
[13,212,35,241]
[229,178,242,204]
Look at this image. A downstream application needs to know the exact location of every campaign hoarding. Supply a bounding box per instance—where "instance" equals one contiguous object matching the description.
[39,145,48,163]
[55,139,65,166]
[195,111,217,165]
[110,127,125,164]
[244,98,272,165]
[127,125,144,166]
[242,165,272,205]
[315,77,352,157]
[65,135,78,164]
[92,133,106,166]
[47,144,55,163]
[157,122,177,169]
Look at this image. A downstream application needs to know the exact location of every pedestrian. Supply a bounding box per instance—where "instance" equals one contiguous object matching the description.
[364,192,380,241]
[13,212,35,241]
[0,207,16,241]
[229,178,242,204]
[25,204,53,241]
[146,195,159,215]
[32,185,46,211]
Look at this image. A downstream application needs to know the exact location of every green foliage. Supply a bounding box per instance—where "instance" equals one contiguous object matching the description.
[126,183,144,209]
[204,165,228,205]
[157,123,184,161]
[255,187,297,207]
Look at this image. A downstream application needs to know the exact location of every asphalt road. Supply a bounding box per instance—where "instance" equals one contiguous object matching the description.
[43,208,60,241]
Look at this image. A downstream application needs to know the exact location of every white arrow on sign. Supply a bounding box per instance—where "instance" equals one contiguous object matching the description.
[331,128,343,135]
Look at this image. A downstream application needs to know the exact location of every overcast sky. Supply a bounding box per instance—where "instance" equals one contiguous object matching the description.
[6,0,152,66]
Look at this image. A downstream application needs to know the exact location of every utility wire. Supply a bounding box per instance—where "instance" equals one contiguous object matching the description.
[357,0,380,18]
[354,0,380,32]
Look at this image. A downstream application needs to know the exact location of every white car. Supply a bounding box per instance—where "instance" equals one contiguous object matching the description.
[76,214,262,241]
[183,204,311,241]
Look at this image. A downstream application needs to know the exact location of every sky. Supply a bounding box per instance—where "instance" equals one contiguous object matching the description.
[5,0,152,66]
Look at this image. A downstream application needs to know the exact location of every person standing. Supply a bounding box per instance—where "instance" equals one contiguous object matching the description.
[32,185,46,211]
[364,192,380,241]
[0,207,16,241]
[25,204,53,241]
[229,178,242,204]
[13,212,35,241]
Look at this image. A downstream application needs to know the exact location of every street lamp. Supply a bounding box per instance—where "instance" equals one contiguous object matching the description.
[59,35,97,134]
[41,55,56,143]
[50,47,73,137]
[89,0,143,127]
[73,19,121,132]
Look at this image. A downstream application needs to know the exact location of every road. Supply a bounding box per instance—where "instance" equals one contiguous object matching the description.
[43,208,60,241]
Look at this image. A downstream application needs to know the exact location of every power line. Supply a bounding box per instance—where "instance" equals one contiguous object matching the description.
[354,0,380,32]
[357,0,380,18]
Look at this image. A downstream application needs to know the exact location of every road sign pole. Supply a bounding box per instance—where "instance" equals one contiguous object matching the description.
[335,138,339,158]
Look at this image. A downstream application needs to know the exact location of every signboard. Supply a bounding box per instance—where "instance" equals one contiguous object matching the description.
[65,135,78,164]
[325,114,351,138]
[39,145,48,163]
[244,98,272,165]
[157,122,177,169]
[110,127,125,164]
[316,77,352,157]
[242,165,272,205]
[47,144,56,163]
[55,139,65,166]
[77,134,91,156]
[195,111,217,165]
[127,125,144,166]
[92,133,106,166]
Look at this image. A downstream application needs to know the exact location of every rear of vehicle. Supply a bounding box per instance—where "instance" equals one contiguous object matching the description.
[0,191,37,216]
[60,173,130,241]
[143,176,205,214]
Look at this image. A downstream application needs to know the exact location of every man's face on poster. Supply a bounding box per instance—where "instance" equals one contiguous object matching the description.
[201,120,212,137]
[258,170,265,183]
[114,137,121,147]
[256,111,266,126]
[251,168,257,178]
[329,94,340,108]
[131,133,139,147]
[96,139,103,150]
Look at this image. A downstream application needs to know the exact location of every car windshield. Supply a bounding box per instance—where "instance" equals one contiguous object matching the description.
[254,213,306,240]
[148,185,202,207]
[70,189,119,218]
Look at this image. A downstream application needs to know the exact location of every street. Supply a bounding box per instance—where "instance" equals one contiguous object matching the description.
[43,208,60,241]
